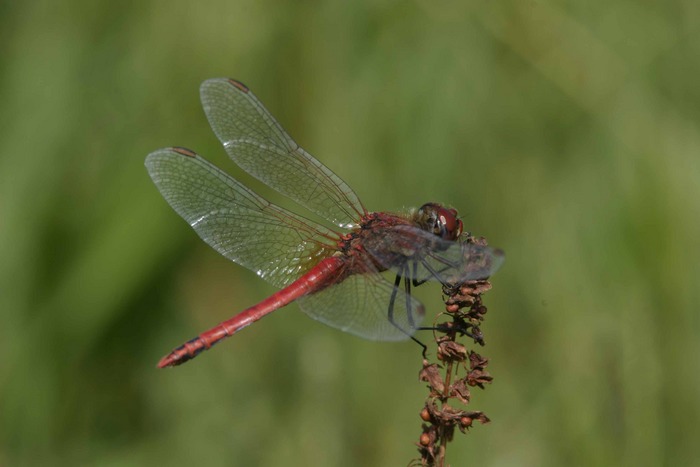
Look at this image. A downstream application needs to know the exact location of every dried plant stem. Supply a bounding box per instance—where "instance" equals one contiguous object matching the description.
[438,359,455,467]
[411,235,497,467]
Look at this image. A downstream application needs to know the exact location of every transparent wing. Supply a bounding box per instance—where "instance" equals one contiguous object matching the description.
[145,147,339,289]
[298,268,425,341]
[200,78,366,229]
[364,225,505,284]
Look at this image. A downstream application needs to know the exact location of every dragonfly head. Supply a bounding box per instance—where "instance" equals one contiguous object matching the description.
[416,203,463,241]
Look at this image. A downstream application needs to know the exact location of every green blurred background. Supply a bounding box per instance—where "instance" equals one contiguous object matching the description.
[1,0,699,465]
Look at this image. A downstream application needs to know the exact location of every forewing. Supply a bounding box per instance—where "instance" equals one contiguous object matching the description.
[365,226,505,284]
[145,147,338,289]
[297,269,425,341]
[200,78,366,229]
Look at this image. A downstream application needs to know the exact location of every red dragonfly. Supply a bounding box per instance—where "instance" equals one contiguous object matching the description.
[146,79,503,368]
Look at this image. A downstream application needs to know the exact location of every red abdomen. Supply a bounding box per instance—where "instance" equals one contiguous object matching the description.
[157,256,345,368]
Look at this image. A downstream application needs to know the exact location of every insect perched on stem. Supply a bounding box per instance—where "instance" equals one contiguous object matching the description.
[146,79,504,368]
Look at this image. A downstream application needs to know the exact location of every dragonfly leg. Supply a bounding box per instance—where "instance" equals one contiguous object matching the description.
[387,267,428,357]
[387,269,402,325]
[411,260,432,287]
[404,271,415,328]
[410,260,454,287]
[419,258,455,285]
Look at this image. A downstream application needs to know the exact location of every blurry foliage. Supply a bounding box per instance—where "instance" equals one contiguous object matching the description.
[1,0,699,466]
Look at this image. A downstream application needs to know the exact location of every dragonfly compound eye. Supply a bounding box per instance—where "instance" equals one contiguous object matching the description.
[435,206,463,241]
[417,203,463,241]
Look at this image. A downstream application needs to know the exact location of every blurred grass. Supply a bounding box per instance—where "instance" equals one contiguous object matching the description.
[1,0,699,465]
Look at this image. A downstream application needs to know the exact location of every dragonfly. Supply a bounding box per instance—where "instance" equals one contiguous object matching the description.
[146,78,504,368]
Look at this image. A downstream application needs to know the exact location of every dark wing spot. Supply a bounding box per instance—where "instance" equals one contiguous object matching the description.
[172,147,197,158]
[227,79,250,93]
